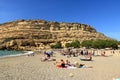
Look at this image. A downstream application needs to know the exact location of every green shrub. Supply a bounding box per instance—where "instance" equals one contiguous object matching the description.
[50,42,62,49]
[81,39,118,49]
[65,40,80,48]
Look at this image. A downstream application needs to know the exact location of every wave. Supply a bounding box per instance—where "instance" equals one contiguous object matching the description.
[0,51,34,59]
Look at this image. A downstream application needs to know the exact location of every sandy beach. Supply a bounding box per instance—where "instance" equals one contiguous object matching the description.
[0,50,120,80]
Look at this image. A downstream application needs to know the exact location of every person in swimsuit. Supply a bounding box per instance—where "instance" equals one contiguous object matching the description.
[56,59,66,68]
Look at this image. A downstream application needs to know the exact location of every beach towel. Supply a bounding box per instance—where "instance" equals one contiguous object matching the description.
[67,66,76,69]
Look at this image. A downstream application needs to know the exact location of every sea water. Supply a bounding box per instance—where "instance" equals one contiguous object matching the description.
[0,50,34,58]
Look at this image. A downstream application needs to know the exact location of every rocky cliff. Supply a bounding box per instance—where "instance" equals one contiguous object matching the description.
[0,19,112,50]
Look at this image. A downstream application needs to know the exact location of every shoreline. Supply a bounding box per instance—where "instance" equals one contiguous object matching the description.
[0,48,120,59]
[0,49,119,59]
[0,51,34,59]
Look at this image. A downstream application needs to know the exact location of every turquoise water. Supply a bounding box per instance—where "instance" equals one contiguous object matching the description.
[0,50,22,57]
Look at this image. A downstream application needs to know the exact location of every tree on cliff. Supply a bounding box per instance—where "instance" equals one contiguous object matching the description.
[81,39,118,49]
[50,42,62,49]
[65,40,80,48]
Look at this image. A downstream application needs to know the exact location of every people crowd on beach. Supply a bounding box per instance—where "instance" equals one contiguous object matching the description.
[60,48,95,57]
[40,48,120,69]
[55,59,92,68]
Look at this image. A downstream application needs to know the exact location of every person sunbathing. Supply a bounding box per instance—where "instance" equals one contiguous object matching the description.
[80,53,92,61]
[56,59,66,68]
[41,54,56,62]
[74,61,85,68]
[74,61,92,68]
[41,55,50,62]
[65,60,71,66]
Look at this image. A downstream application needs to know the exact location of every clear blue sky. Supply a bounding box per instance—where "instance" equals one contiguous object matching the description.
[0,0,120,40]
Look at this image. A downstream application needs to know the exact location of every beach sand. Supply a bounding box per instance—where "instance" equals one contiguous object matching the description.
[0,50,120,80]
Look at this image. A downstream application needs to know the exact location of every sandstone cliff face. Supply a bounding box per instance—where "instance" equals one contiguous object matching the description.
[0,20,112,50]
